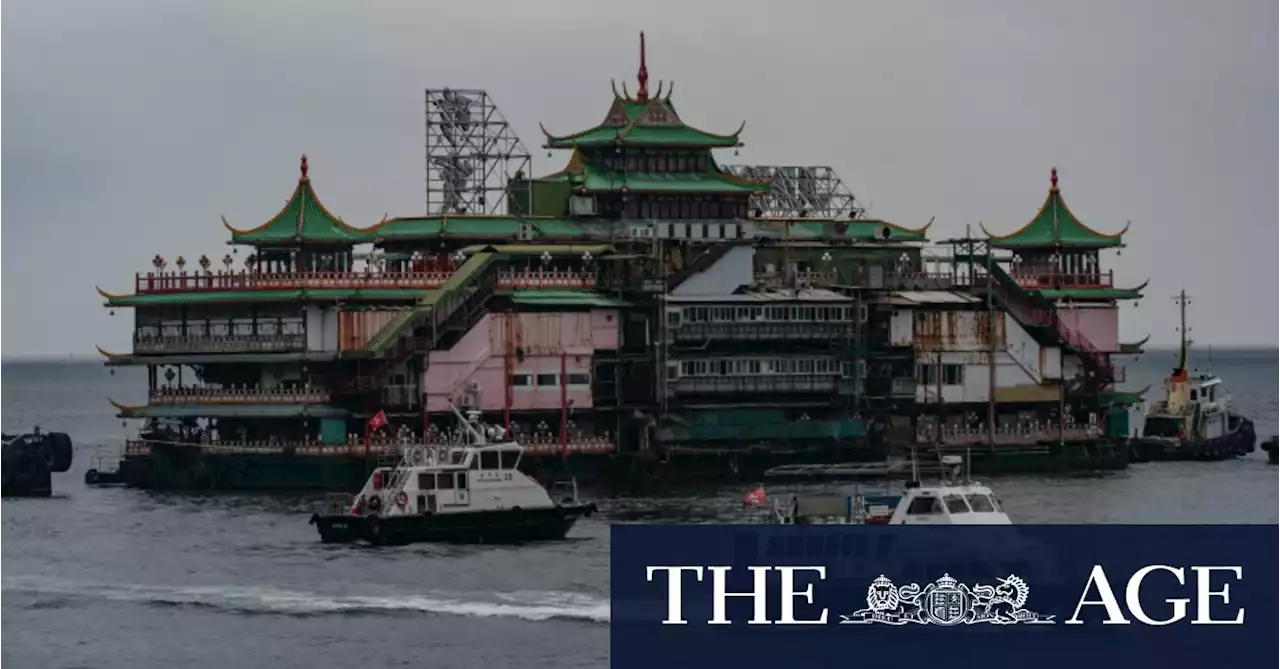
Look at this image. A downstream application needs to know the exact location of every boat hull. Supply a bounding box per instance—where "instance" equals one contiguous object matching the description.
[1131,415,1256,463]
[103,444,888,491]
[309,503,596,545]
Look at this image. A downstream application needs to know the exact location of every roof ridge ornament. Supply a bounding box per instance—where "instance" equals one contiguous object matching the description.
[636,31,649,103]
[301,153,309,180]
[1050,166,1058,191]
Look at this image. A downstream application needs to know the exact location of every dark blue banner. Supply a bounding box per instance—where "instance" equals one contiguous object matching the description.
[611,525,1278,669]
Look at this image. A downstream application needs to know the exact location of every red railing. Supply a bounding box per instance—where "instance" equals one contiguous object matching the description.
[134,333,305,354]
[1010,270,1114,289]
[123,436,616,457]
[134,268,599,294]
[148,387,331,405]
[135,270,452,294]
[495,270,595,290]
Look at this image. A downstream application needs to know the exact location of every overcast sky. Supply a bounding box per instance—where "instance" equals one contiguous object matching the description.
[2,0,1275,357]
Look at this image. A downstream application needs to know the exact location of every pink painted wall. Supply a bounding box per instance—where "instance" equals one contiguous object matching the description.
[421,311,619,412]
[1056,306,1119,353]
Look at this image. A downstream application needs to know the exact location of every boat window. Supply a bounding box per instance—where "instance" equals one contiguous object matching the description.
[966,494,995,512]
[499,450,520,469]
[943,495,971,513]
[456,473,468,490]
[537,373,559,387]
[437,473,456,490]
[1189,389,1198,401]
[511,374,532,387]
[906,496,943,515]
[417,473,436,490]
[480,450,501,470]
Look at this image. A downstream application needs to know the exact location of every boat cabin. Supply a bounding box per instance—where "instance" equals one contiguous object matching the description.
[350,441,557,517]
[886,482,1011,525]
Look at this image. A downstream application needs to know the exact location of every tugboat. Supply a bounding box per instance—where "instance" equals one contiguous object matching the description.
[2,428,74,497]
[760,454,1013,525]
[309,405,597,545]
[1131,291,1255,462]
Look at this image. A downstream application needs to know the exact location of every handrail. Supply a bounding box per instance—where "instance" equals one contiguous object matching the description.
[135,270,453,294]
[122,436,615,457]
[148,387,330,404]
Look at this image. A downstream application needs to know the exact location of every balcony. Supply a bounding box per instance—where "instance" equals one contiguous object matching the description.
[496,270,595,290]
[671,321,855,342]
[134,333,306,355]
[123,435,616,458]
[1009,270,1114,290]
[916,421,1105,447]
[669,375,855,396]
[751,269,837,289]
[135,269,452,294]
[148,387,331,405]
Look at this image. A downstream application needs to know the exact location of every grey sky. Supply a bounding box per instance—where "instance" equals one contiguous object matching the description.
[2,0,1275,357]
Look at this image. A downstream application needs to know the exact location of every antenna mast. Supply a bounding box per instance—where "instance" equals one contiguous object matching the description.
[1174,289,1191,373]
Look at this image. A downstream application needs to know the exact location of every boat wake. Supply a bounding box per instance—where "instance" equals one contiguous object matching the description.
[1,576,609,624]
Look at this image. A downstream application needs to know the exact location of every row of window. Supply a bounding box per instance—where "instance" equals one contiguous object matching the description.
[510,372,591,388]
[631,199,750,221]
[144,323,306,338]
[676,358,847,378]
[597,153,710,174]
[917,363,965,386]
[673,305,856,325]
[906,494,1001,515]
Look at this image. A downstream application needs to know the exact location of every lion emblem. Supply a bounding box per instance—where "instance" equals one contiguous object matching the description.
[866,575,899,612]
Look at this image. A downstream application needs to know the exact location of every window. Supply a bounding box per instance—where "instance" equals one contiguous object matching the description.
[511,374,532,388]
[966,494,995,512]
[567,373,591,386]
[536,374,559,387]
[480,450,500,470]
[943,495,971,513]
[437,473,456,490]
[499,450,520,469]
[907,496,943,515]
[418,473,436,490]
[943,364,964,385]
[456,473,468,490]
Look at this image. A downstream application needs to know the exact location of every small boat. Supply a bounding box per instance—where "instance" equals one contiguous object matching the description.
[309,406,597,545]
[761,455,1013,525]
[1131,291,1255,462]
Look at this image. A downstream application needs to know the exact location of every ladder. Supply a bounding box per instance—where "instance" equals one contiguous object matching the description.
[374,444,420,514]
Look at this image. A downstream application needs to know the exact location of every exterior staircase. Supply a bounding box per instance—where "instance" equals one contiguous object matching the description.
[963,253,1114,392]
[342,253,500,394]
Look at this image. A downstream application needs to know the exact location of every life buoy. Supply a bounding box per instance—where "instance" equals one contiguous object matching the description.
[395,491,408,508]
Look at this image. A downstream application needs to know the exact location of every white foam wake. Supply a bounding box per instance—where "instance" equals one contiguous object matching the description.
[2,576,609,624]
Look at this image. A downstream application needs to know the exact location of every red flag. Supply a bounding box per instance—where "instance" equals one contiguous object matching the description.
[367,410,387,431]
[742,487,767,507]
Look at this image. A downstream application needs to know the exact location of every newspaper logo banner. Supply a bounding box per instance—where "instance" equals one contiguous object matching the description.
[840,573,1055,626]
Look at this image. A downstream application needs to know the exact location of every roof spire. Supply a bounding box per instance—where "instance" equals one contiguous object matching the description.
[636,31,649,103]
[300,154,309,180]
[1050,166,1058,190]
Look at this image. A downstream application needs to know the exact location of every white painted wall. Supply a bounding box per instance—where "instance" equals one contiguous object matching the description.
[914,351,1046,404]
[672,246,754,297]
[890,310,912,346]
[305,305,339,352]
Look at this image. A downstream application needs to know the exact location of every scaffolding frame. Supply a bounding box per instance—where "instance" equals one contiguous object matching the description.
[425,89,532,216]
[720,165,866,219]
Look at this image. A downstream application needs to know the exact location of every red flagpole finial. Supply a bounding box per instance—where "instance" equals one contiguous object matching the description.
[300,154,309,180]
[1050,166,1058,190]
[637,31,649,103]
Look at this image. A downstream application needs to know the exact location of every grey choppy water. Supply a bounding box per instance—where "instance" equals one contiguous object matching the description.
[2,352,1277,668]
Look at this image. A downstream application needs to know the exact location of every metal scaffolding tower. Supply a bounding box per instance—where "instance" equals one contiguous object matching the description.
[720,165,866,219]
[425,89,532,215]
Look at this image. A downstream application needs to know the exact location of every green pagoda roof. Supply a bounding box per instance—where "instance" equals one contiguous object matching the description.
[368,215,590,241]
[224,155,376,245]
[540,33,745,149]
[1035,281,1148,301]
[981,168,1129,249]
[1118,335,1150,354]
[539,150,770,194]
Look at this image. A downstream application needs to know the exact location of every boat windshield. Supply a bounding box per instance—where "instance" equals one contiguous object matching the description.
[966,494,996,512]
[943,495,971,513]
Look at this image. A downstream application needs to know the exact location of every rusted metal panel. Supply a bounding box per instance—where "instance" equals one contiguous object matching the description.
[338,310,400,351]
[913,310,1007,350]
